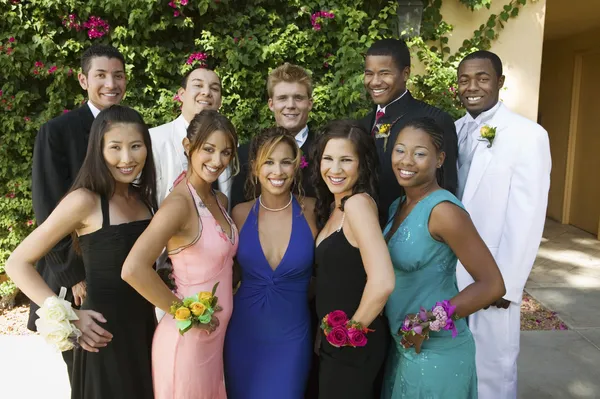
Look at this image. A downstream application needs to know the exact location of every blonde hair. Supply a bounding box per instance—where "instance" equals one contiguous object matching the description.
[266,63,313,98]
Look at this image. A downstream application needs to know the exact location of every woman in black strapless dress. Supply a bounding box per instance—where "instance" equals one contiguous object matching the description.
[5,105,158,399]
[311,120,395,398]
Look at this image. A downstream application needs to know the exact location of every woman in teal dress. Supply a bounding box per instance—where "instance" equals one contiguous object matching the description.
[382,117,506,398]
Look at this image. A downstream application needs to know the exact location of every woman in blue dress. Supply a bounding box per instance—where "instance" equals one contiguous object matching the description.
[382,117,506,398]
[224,127,318,398]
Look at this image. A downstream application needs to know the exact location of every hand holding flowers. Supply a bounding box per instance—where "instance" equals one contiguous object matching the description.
[399,300,460,354]
[170,282,221,335]
[321,310,373,348]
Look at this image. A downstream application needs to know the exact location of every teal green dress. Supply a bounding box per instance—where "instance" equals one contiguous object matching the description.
[382,190,477,399]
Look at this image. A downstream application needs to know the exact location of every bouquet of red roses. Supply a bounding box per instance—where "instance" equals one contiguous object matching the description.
[321,310,373,348]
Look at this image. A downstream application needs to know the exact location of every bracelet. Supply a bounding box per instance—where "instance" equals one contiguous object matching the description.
[169,282,221,335]
[35,287,82,351]
[321,310,374,348]
[400,300,460,340]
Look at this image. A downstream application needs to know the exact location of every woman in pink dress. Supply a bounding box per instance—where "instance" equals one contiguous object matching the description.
[122,109,239,398]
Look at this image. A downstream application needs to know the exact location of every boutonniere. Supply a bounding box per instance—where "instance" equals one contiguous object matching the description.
[299,150,308,169]
[478,125,497,148]
[374,115,405,151]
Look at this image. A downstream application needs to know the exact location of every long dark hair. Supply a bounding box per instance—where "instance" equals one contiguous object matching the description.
[69,105,157,250]
[397,117,445,187]
[310,120,379,228]
[244,126,303,200]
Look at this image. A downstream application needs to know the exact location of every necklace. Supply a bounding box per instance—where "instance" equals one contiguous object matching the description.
[259,193,293,212]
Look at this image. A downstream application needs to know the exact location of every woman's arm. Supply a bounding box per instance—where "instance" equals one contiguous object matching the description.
[6,189,94,306]
[121,193,191,312]
[429,202,506,317]
[6,189,113,351]
[344,194,395,327]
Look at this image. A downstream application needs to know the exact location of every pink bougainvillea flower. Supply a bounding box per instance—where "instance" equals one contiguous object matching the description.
[26,220,34,226]
[186,52,208,65]
[6,47,13,55]
[233,37,239,43]
[174,10,180,17]
[24,116,30,122]
[168,1,176,8]
[8,37,15,43]
[83,16,110,39]
[63,109,69,114]
[180,0,189,5]
[48,66,57,74]
[173,94,181,102]
[323,62,329,68]
[5,192,15,198]
[0,90,3,97]
[67,68,73,76]
[34,61,44,68]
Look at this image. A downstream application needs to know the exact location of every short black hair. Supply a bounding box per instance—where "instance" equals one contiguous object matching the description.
[80,44,125,76]
[366,38,411,71]
[459,50,503,78]
[181,66,219,89]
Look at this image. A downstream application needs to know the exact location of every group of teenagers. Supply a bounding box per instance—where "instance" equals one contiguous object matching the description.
[5,37,551,399]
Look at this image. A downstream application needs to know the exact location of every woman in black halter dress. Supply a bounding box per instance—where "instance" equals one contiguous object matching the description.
[311,120,395,398]
[5,106,157,399]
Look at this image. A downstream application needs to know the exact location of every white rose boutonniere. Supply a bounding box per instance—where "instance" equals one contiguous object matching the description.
[479,125,497,148]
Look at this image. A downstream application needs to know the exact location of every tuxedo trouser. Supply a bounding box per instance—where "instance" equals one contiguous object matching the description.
[469,302,520,399]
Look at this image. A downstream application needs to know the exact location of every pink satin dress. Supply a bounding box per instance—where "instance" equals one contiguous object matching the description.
[152,181,238,399]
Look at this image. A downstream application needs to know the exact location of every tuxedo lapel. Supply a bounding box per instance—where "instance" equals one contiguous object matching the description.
[461,104,507,206]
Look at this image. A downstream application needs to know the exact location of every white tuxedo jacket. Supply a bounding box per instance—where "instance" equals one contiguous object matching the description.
[150,115,232,206]
[455,103,551,303]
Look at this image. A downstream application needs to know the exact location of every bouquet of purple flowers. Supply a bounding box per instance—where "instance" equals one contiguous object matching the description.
[400,300,460,343]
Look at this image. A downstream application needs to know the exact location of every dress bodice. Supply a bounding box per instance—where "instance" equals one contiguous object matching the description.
[168,182,238,297]
[233,197,314,339]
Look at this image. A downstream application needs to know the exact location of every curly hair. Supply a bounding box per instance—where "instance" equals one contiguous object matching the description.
[244,126,304,200]
[310,120,379,228]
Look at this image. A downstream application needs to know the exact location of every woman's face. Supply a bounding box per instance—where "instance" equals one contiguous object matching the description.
[256,140,297,196]
[187,130,233,184]
[320,138,360,197]
[391,126,444,188]
[103,123,147,184]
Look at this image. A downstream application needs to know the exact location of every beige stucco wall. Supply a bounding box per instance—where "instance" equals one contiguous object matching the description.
[539,27,600,221]
[411,0,547,122]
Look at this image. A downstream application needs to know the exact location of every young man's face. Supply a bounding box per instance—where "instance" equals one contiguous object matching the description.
[457,58,504,118]
[179,68,222,122]
[78,56,126,110]
[364,55,409,106]
[268,81,313,135]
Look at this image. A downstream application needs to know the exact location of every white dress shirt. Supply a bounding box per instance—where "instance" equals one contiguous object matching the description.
[87,101,101,118]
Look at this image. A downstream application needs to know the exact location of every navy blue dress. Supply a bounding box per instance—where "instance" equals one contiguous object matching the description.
[224,197,314,398]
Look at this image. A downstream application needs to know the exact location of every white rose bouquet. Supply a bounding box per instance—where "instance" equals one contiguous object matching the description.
[35,287,82,351]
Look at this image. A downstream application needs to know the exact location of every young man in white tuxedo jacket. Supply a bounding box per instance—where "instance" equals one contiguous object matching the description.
[150,67,230,205]
[454,50,551,399]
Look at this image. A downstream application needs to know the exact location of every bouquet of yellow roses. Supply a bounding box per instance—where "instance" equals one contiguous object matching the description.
[169,282,221,335]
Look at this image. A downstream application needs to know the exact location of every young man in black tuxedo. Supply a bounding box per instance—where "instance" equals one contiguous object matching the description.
[230,62,316,208]
[360,38,458,225]
[29,44,126,383]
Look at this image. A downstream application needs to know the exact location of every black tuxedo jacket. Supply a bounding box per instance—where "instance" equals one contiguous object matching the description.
[359,91,458,225]
[28,105,94,330]
[229,126,317,209]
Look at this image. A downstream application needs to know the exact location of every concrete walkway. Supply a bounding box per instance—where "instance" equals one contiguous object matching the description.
[1,219,600,398]
[519,219,600,398]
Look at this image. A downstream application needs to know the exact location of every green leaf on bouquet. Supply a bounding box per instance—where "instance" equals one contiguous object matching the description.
[176,319,192,332]
[198,313,212,324]
[211,282,220,296]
